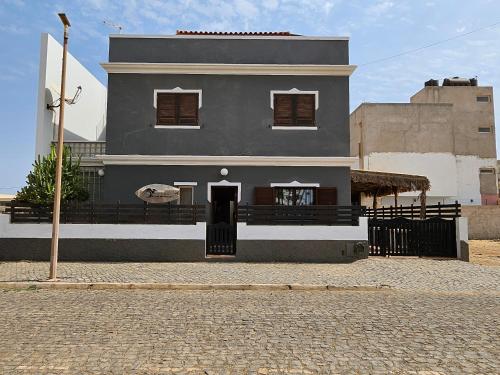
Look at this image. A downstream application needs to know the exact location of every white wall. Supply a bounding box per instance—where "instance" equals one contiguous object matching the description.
[35,33,107,157]
[365,152,458,197]
[237,217,368,240]
[365,152,497,206]
[456,155,498,205]
[0,215,205,239]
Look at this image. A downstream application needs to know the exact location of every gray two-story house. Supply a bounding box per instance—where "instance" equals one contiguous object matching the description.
[96,31,364,261]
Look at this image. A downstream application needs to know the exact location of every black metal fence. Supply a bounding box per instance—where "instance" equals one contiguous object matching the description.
[8,201,205,225]
[365,202,461,219]
[206,223,236,255]
[237,205,364,226]
[368,217,457,257]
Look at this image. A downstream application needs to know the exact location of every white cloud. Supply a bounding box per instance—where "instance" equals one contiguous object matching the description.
[366,0,394,17]
[234,0,259,19]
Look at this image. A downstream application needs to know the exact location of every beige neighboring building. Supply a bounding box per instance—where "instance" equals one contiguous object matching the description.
[351,78,497,207]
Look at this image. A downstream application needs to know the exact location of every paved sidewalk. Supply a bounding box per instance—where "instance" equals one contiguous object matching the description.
[1,289,498,374]
[1,258,499,293]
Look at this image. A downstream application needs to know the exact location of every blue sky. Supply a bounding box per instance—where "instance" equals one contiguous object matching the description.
[0,0,499,194]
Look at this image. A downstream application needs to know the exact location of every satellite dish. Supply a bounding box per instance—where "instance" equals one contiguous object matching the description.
[135,184,180,204]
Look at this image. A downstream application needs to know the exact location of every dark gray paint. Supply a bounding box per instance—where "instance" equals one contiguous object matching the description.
[102,165,351,205]
[106,74,350,157]
[0,238,367,263]
[235,240,368,263]
[0,239,205,262]
[109,38,349,65]
[460,240,469,262]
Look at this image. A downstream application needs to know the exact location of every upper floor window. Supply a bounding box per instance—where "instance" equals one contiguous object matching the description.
[273,94,316,127]
[476,96,491,103]
[479,168,495,174]
[478,127,492,133]
[155,91,200,127]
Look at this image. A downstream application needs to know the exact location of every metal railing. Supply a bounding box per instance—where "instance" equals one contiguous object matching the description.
[8,201,205,225]
[51,141,106,158]
[237,205,364,226]
[365,202,461,219]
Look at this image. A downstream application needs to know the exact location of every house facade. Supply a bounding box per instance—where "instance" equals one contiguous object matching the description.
[99,31,356,205]
[350,78,498,207]
[82,31,363,261]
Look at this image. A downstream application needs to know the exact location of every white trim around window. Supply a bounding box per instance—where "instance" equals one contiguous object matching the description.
[270,181,320,188]
[174,182,198,186]
[271,126,318,131]
[153,87,202,129]
[155,125,201,129]
[270,88,319,109]
[153,87,203,108]
[207,180,242,202]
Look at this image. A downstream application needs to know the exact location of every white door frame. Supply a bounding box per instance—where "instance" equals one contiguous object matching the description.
[207,180,242,203]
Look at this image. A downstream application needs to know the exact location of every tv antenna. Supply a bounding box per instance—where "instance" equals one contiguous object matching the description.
[103,20,123,33]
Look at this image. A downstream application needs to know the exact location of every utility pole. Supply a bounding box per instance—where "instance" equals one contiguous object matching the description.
[49,13,71,280]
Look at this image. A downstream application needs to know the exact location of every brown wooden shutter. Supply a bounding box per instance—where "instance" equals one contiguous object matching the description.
[156,93,176,125]
[296,94,315,125]
[178,93,198,125]
[274,94,293,125]
[254,187,274,205]
[316,187,337,205]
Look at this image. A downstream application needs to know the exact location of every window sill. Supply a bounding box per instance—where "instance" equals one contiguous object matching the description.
[155,125,201,129]
[271,126,318,130]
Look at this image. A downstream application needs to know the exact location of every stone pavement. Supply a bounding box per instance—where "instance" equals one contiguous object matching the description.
[1,258,499,292]
[0,289,498,374]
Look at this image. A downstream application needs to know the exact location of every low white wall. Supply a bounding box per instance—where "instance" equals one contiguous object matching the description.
[237,217,368,241]
[0,215,205,240]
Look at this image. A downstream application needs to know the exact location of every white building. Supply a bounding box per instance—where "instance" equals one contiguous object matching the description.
[35,33,107,200]
[350,78,498,206]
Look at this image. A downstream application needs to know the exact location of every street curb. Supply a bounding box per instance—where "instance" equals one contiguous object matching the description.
[0,282,390,292]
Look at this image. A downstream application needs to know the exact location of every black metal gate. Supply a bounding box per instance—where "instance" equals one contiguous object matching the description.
[206,223,236,255]
[368,217,456,257]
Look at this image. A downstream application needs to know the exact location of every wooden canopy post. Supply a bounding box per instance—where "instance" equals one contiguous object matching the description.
[372,189,378,218]
[419,190,427,219]
[393,187,398,207]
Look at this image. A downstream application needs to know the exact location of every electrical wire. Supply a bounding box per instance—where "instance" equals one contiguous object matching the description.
[359,20,500,67]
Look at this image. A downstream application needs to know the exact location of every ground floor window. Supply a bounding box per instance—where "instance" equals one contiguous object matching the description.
[274,187,316,206]
[177,186,194,204]
[80,167,103,202]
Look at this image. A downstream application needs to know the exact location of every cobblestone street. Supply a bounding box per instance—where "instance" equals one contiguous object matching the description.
[0,289,499,374]
[1,258,499,292]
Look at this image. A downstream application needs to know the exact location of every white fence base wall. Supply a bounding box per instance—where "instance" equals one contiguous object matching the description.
[0,215,206,240]
[237,217,368,240]
[0,214,369,263]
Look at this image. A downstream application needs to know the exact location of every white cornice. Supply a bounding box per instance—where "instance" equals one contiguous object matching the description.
[110,34,350,41]
[100,63,357,76]
[97,155,358,167]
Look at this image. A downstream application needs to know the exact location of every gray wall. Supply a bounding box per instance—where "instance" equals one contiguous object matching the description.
[109,37,349,65]
[106,74,350,156]
[102,165,351,205]
[0,238,367,263]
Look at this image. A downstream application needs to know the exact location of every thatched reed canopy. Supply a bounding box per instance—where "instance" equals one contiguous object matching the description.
[351,170,430,197]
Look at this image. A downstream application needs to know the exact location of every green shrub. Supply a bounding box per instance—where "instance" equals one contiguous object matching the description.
[17,145,89,205]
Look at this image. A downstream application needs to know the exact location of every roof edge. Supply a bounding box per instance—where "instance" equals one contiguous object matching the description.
[109,34,350,41]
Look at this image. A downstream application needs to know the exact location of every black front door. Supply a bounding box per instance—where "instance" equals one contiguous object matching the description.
[206,186,237,255]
